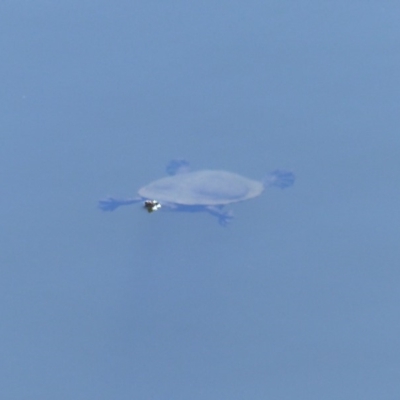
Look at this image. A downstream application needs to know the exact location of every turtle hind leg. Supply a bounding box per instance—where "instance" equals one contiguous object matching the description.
[264,170,295,189]
[165,159,191,175]
[98,197,141,211]
[218,212,233,227]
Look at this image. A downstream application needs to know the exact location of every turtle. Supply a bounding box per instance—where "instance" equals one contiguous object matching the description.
[98,160,295,225]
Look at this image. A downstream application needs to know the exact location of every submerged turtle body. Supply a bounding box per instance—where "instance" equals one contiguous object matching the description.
[138,170,264,206]
[99,160,295,225]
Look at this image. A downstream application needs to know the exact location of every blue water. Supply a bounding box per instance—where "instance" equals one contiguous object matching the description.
[1,1,400,398]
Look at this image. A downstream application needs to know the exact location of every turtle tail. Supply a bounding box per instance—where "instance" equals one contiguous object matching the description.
[264,170,295,189]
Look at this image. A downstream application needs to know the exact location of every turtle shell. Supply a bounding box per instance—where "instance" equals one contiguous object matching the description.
[138,170,264,206]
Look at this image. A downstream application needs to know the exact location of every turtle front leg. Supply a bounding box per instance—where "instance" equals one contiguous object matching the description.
[98,197,142,211]
[205,206,233,226]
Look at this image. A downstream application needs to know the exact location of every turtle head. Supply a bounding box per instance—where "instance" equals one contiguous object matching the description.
[144,200,162,213]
